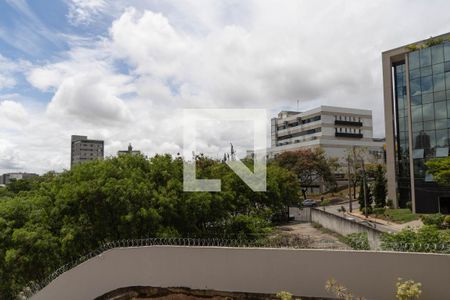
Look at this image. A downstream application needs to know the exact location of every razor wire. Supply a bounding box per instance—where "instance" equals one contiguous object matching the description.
[18,236,450,299]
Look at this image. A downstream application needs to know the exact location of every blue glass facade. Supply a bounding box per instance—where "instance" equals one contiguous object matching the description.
[394,63,412,207]
[400,41,450,213]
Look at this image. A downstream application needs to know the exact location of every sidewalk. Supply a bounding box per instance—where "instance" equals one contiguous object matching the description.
[347,211,423,232]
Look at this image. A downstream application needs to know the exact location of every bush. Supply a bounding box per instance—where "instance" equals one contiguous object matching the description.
[381,225,450,253]
[421,214,445,227]
[320,199,331,206]
[387,199,394,209]
[396,278,422,300]
[444,216,450,228]
[373,207,385,216]
[344,232,370,250]
[406,201,412,211]
[361,206,373,215]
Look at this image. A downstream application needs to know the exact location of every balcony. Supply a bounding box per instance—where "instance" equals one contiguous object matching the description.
[335,132,363,138]
[334,120,363,126]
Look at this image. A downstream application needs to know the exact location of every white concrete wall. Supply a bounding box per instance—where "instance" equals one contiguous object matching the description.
[311,208,383,249]
[31,246,450,300]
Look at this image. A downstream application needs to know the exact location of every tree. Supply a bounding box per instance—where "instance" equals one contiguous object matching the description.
[358,179,373,212]
[0,153,301,298]
[274,149,338,194]
[425,157,450,186]
[345,146,369,199]
[373,165,387,208]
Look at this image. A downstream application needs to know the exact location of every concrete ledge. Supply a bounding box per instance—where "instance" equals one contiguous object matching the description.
[31,246,450,300]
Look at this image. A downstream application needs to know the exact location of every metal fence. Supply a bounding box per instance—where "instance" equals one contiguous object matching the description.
[19,236,450,299]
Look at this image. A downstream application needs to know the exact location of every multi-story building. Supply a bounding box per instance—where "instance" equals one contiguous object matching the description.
[70,135,104,168]
[383,33,450,214]
[118,144,141,156]
[270,105,385,163]
[0,172,38,185]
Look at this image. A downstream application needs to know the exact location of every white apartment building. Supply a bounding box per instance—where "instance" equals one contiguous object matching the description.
[269,106,385,175]
[71,135,104,168]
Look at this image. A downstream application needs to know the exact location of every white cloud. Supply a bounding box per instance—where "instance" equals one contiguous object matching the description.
[2,0,450,174]
[46,70,133,125]
[67,0,108,25]
[110,8,188,78]
[0,100,28,132]
[0,54,30,89]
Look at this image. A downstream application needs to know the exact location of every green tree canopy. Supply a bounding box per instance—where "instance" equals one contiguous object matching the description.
[0,154,299,298]
[426,157,450,186]
[273,148,338,192]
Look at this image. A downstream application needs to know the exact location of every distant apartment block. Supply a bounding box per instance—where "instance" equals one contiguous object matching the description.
[0,172,38,185]
[70,135,104,168]
[118,144,141,156]
[383,33,450,213]
[268,106,385,186]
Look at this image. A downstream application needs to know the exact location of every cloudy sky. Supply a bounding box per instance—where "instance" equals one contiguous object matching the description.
[0,0,449,174]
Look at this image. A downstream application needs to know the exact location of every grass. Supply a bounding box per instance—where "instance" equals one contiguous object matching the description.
[374,208,420,224]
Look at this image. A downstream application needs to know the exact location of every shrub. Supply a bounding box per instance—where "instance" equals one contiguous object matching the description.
[396,278,422,300]
[276,291,293,300]
[387,199,394,208]
[444,216,450,228]
[373,207,385,216]
[381,226,450,253]
[361,206,373,215]
[421,214,445,227]
[344,232,370,250]
[320,199,331,206]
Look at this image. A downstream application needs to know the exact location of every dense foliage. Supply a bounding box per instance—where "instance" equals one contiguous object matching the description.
[344,232,370,250]
[420,214,446,228]
[381,226,450,253]
[0,154,299,299]
[372,165,387,208]
[425,157,450,186]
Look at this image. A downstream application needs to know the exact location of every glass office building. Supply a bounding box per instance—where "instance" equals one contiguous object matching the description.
[383,34,450,214]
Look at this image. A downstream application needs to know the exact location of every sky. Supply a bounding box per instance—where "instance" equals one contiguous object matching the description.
[0,0,449,174]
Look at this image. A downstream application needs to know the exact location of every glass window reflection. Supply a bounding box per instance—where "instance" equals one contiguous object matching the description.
[410,78,421,96]
[432,44,444,64]
[409,51,420,69]
[421,76,433,94]
[433,63,444,74]
[436,119,447,130]
[412,106,423,122]
[435,101,447,119]
[421,93,433,104]
[420,48,431,67]
[422,103,435,121]
[444,42,450,61]
[421,66,432,77]
[433,73,445,92]
[436,129,448,147]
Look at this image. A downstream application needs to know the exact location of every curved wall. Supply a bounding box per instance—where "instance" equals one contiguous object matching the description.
[31,246,450,300]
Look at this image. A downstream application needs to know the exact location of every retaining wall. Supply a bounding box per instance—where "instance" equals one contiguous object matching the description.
[311,208,383,249]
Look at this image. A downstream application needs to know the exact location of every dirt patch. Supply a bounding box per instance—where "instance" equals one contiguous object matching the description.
[96,286,329,300]
[274,222,350,250]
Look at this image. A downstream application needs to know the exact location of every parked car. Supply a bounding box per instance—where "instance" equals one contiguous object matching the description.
[302,199,317,207]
